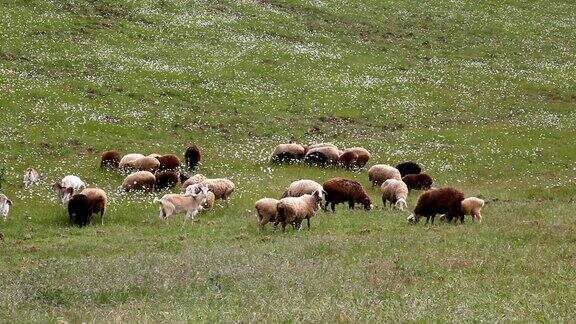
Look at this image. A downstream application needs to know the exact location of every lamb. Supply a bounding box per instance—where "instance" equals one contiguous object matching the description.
[155,171,179,190]
[123,156,160,172]
[255,197,280,229]
[100,150,121,169]
[368,164,401,188]
[282,179,324,198]
[461,197,485,222]
[67,188,107,227]
[402,173,433,191]
[184,145,202,169]
[52,175,86,204]
[119,153,145,169]
[200,178,235,203]
[0,193,12,220]
[342,147,370,168]
[120,171,156,192]
[396,162,422,177]
[270,143,306,163]
[407,187,465,225]
[304,146,340,166]
[275,190,323,231]
[180,174,208,192]
[322,177,372,212]
[381,179,408,210]
[23,168,40,189]
[156,154,181,171]
[338,151,358,169]
[155,183,209,225]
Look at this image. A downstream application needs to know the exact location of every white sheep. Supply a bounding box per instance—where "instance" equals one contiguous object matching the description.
[52,175,86,204]
[255,197,280,229]
[0,193,13,220]
[461,197,485,222]
[275,190,323,231]
[270,143,306,163]
[120,171,156,192]
[200,178,235,204]
[304,146,340,165]
[119,153,145,169]
[368,164,401,188]
[381,179,408,210]
[23,168,40,189]
[282,179,324,198]
[180,173,208,193]
[155,184,209,225]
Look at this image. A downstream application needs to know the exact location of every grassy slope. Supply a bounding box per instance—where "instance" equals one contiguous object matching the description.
[0,0,575,321]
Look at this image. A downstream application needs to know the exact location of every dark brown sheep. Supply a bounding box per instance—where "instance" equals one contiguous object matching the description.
[322,178,372,212]
[100,150,121,169]
[338,151,358,169]
[156,154,181,171]
[402,173,433,191]
[396,161,422,177]
[184,145,201,169]
[408,187,464,224]
[155,171,179,190]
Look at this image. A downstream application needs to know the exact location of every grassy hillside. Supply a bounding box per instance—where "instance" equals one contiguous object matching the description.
[0,0,575,321]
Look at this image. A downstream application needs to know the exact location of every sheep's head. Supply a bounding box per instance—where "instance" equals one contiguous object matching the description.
[183,184,209,199]
[361,197,372,210]
[61,187,75,204]
[407,213,418,224]
[395,198,407,211]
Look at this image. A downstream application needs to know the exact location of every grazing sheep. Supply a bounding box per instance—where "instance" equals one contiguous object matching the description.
[343,147,371,167]
[275,190,323,231]
[270,143,306,163]
[402,173,433,191]
[396,162,422,177]
[461,197,485,222]
[52,175,86,204]
[180,174,208,192]
[322,178,372,212]
[381,179,408,210]
[184,145,202,169]
[407,187,465,225]
[156,154,181,171]
[304,146,340,166]
[338,151,358,169]
[282,179,324,198]
[67,188,107,227]
[202,191,216,210]
[124,156,161,172]
[23,168,40,189]
[368,164,401,188]
[119,153,145,169]
[155,184,209,225]
[255,197,280,229]
[0,193,12,220]
[147,153,162,159]
[306,143,338,151]
[200,178,235,203]
[121,171,156,192]
[100,150,121,169]
[155,171,179,190]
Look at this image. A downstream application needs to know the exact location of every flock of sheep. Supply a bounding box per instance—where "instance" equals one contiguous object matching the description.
[0,141,484,231]
[263,142,485,231]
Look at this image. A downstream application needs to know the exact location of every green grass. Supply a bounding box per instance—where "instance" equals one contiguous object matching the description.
[0,0,575,321]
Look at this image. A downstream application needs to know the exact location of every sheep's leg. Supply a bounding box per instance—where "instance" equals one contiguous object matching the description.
[306,217,310,230]
[331,202,336,212]
[431,215,436,224]
[425,216,430,225]
[348,201,354,209]
[281,222,286,232]
[101,210,104,225]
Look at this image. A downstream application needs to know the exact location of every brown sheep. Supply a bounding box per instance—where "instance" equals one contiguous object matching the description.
[155,171,179,190]
[120,171,156,192]
[184,145,201,169]
[100,150,121,169]
[343,147,370,167]
[396,162,422,177]
[402,173,433,191]
[322,178,372,212]
[408,187,464,225]
[255,197,280,229]
[68,188,107,226]
[304,146,340,166]
[156,154,181,171]
[338,151,358,169]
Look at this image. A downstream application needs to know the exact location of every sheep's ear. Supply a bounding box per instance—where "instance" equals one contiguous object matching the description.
[52,182,61,191]
[6,199,12,206]
[65,187,74,195]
